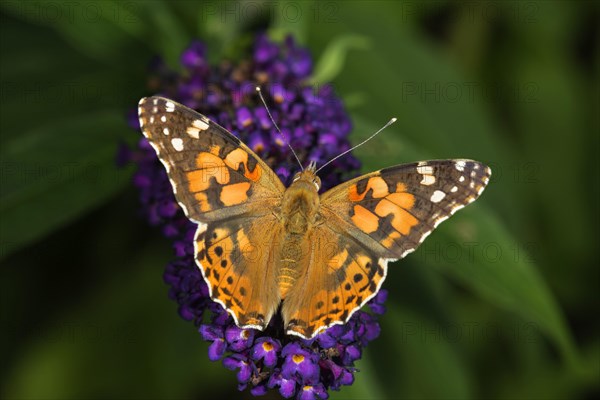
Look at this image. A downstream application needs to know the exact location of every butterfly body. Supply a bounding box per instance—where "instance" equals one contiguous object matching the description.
[138,96,491,339]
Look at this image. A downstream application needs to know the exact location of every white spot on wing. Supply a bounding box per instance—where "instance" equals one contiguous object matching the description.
[161,115,167,122]
[163,127,170,135]
[420,174,436,185]
[451,186,458,193]
[417,165,434,175]
[455,161,466,172]
[193,119,209,130]
[459,175,465,182]
[431,190,446,203]
[166,101,175,112]
[187,127,200,139]
[171,138,184,151]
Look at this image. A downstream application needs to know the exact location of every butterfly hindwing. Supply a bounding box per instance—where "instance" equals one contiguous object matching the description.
[282,224,384,338]
[195,215,282,330]
[138,96,285,223]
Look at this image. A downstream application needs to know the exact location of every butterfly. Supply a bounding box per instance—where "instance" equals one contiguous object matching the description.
[138,96,491,339]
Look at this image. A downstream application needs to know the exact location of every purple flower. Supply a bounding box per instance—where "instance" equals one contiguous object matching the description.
[281,343,320,384]
[199,325,226,361]
[124,35,386,398]
[298,384,329,400]
[252,337,281,368]
[268,370,297,398]
[225,325,255,352]
[223,353,253,383]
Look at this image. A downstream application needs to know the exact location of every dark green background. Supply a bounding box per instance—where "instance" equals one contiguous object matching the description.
[1,1,598,399]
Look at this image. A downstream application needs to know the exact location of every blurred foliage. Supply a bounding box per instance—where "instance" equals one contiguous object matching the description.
[1,1,598,399]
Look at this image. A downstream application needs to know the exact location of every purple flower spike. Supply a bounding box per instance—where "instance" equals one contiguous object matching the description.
[124,34,387,399]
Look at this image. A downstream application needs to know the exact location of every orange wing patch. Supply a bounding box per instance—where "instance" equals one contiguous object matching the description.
[220,182,251,206]
[348,176,388,201]
[346,177,418,245]
[183,149,263,212]
[351,205,379,234]
[374,199,418,235]
[224,148,262,182]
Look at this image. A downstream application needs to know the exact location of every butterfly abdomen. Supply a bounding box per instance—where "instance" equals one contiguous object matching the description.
[277,233,306,298]
[277,172,321,298]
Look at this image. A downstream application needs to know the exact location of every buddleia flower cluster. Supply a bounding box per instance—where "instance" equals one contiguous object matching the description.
[121,34,388,399]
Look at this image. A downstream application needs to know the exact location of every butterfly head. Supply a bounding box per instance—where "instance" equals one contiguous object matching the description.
[291,161,321,192]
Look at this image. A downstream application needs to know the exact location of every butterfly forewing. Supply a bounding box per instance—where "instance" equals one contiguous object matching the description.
[321,160,491,261]
[138,96,285,223]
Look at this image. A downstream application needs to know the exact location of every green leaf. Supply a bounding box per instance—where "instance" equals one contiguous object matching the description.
[308,34,370,85]
[428,208,581,368]
[140,1,190,67]
[1,0,146,63]
[269,0,310,44]
[376,306,473,399]
[0,110,131,259]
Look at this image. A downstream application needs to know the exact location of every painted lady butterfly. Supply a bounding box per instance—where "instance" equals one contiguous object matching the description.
[138,96,491,339]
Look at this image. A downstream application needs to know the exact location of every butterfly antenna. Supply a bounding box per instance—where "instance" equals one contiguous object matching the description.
[256,86,304,171]
[315,117,397,174]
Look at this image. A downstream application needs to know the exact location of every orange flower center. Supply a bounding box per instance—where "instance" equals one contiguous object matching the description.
[262,341,273,352]
[292,354,305,364]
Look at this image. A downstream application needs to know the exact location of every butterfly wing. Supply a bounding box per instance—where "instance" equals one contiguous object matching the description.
[283,160,491,338]
[282,224,384,338]
[138,96,285,330]
[195,215,282,329]
[138,96,285,223]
